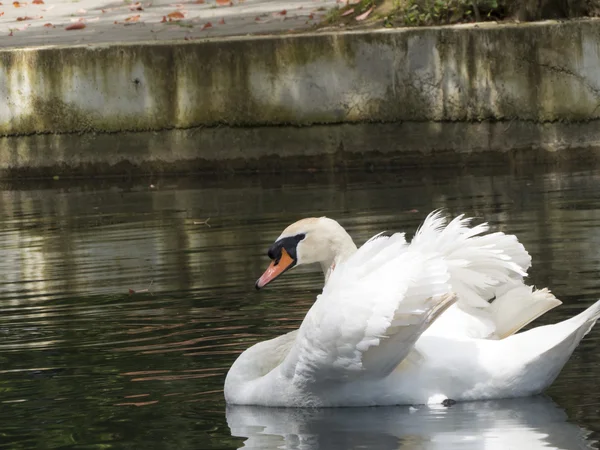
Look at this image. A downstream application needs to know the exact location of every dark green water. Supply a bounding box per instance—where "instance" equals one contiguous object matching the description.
[0,168,599,449]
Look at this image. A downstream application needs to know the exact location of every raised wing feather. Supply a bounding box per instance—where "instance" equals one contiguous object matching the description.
[412,211,532,308]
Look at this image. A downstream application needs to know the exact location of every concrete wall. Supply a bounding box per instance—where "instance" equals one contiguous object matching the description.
[3,20,600,174]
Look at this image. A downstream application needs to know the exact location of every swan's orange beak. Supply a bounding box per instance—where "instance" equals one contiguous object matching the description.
[255,248,295,290]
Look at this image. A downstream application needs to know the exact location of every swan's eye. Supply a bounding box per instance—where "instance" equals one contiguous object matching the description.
[266,234,306,262]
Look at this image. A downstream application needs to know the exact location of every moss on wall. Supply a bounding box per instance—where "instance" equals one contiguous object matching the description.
[2,20,600,138]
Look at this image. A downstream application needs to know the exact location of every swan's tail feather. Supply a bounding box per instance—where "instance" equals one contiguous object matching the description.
[506,299,600,394]
[489,286,562,339]
[566,299,600,335]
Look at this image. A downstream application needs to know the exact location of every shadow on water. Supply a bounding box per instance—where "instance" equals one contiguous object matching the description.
[227,396,596,450]
[0,167,600,448]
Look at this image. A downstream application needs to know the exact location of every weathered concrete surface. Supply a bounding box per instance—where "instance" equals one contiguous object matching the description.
[4,19,600,175]
[2,120,600,177]
[0,0,338,49]
[4,20,600,137]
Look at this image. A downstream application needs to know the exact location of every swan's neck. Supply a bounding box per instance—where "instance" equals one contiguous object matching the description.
[319,233,357,284]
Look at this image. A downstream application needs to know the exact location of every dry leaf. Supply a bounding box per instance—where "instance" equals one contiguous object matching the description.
[129,2,143,10]
[0,12,4,16]
[160,15,166,22]
[43,22,53,26]
[355,6,372,21]
[167,10,184,19]
[278,9,286,15]
[65,22,86,30]
[215,0,230,5]
[32,0,44,3]
[13,1,23,7]
[16,15,33,20]
[217,17,224,24]
[201,21,211,29]
[125,14,140,22]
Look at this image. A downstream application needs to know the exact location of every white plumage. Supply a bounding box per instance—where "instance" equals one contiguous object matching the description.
[224,211,600,407]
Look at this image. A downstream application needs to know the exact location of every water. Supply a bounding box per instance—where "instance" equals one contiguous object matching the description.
[0,168,600,449]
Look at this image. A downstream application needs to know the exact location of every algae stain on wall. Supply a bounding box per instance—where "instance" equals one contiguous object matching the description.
[247,39,392,124]
[4,22,600,137]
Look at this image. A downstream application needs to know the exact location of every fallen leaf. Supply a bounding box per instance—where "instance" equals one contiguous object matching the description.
[13,1,22,6]
[16,16,33,20]
[129,2,143,10]
[125,14,140,22]
[308,13,313,19]
[215,0,230,5]
[65,22,85,30]
[160,15,166,22]
[341,7,353,16]
[201,21,211,29]
[278,9,286,15]
[43,22,53,26]
[32,0,43,3]
[217,17,224,24]
[254,16,271,24]
[0,12,4,16]
[355,6,372,21]
[167,10,184,20]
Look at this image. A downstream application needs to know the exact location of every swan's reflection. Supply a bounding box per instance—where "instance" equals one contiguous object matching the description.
[227,395,595,450]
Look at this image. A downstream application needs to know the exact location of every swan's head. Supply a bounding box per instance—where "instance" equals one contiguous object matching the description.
[255,217,355,290]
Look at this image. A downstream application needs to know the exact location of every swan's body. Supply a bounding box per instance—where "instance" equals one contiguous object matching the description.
[225,212,600,407]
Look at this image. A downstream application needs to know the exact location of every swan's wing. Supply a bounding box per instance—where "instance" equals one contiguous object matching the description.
[280,233,457,385]
[411,211,531,308]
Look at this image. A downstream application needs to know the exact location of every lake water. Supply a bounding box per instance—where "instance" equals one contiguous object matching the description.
[1,168,600,449]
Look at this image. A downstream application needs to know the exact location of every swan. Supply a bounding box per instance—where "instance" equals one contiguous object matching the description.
[224,212,600,407]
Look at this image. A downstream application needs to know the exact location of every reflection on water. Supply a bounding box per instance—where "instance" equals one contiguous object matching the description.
[0,169,599,448]
[228,396,595,450]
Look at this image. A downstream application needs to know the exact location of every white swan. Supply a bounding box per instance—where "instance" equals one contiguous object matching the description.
[224,212,600,407]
